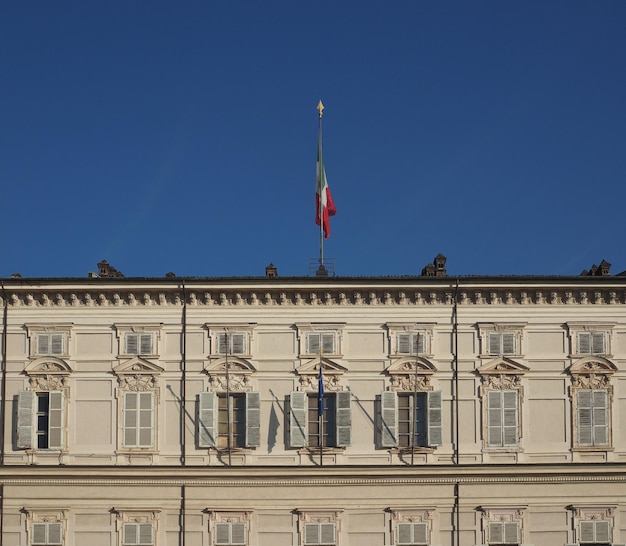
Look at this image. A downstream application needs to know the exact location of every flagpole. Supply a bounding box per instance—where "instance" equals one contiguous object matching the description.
[317,100,325,272]
[225,328,232,467]
[318,344,324,467]
[411,333,419,467]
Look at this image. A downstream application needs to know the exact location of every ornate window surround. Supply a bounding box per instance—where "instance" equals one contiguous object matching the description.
[476,323,526,358]
[387,506,436,546]
[567,504,615,545]
[295,323,345,358]
[25,323,73,359]
[23,507,69,546]
[113,509,160,546]
[566,321,615,358]
[296,509,343,546]
[114,323,163,358]
[386,322,435,358]
[206,510,252,546]
[478,505,527,545]
[205,323,257,358]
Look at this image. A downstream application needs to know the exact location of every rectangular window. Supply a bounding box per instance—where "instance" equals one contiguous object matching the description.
[579,520,611,543]
[32,522,63,545]
[306,333,335,355]
[380,391,442,449]
[488,521,519,544]
[577,332,605,355]
[487,390,519,447]
[123,392,154,448]
[289,391,351,448]
[397,522,429,545]
[36,333,64,356]
[303,522,336,546]
[397,333,425,355]
[488,332,516,355]
[198,392,260,449]
[215,522,247,545]
[122,522,154,545]
[217,333,247,355]
[577,390,609,447]
[17,390,63,450]
[126,333,153,355]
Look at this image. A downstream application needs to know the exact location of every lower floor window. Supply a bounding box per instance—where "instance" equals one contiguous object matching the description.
[488,521,519,544]
[32,522,62,545]
[579,519,611,544]
[122,522,154,545]
[304,522,336,546]
[214,522,247,545]
[396,521,429,545]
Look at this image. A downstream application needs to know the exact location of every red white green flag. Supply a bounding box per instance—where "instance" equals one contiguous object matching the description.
[315,132,336,239]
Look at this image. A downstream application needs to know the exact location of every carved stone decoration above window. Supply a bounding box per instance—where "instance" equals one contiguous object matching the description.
[476,358,529,390]
[568,356,617,390]
[204,358,256,392]
[568,505,615,545]
[386,357,437,392]
[295,358,347,392]
[113,358,163,391]
[24,357,73,390]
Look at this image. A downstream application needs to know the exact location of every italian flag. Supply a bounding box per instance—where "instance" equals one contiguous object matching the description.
[315,133,336,239]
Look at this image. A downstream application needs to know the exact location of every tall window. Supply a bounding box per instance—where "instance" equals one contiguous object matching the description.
[289,391,351,449]
[17,390,64,450]
[576,390,608,447]
[122,522,154,545]
[380,391,442,449]
[32,522,63,545]
[198,391,260,449]
[123,392,154,448]
[486,390,519,448]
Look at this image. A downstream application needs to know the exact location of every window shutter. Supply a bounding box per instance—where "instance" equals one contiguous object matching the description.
[231,333,246,354]
[592,390,608,445]
[289,391,307,448]
[416,333,425,354]
[398,333,411,354]
[32,523,47,544]
[124,523,138,545]
[577,390,593,446]
[47,522,63,545]
[198,391,217,448]
[578,332,591,354]
[504,521,519,543]
[414,522,428,544]
[321,333,335,354]
[17,390,35,449]
[502,390,519,446]
[380,391,398,447]
[397,522,412,545]
[138,392,153,447]
[580,520,595,542]
[50,333,64,355]
[37,334,49,355]
[592,332,605,354]
[123,392,154,448]
[427,390,443,446]
[138,523,153,545]
[307,333,320,354]
[488,333,502,355]
[487,390,503,446]
[335,390,351,447]
[304,523,319,545]
[595,520,611,542]
[48,391,64,449]
[231,522,247,545]
[126,334,139,355]
[489,522,504,543]
[139,334,153,355]
[320,523,335,544]
[502,333,515,354]
[215,523,231,545]
[245,391,261,447]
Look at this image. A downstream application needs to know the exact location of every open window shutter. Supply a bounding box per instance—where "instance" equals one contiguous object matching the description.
[487,391,503,446]
[232,333,245,354]
[231,522,247,545]
[502,333,515,354]
[140,334,153,355]
[198,391,217,448]
[17,390,35,449]
[502,390,519,446]
[488,333,502,355]
[335,390,352,447]
[398,333,411,353]
[48,391,64,449]
[320,523,335,544]
[504,522,519,543]
[289,391,307,447]
[592,390,608,445]
[380,391,398,447]
[592,332,605,354]
[307,333,320,354]
[50,333,64,355]
[427,390,443,446]
[245,391,261,447]
[578,332,591,354]
[577,390,593,446]
[138,523,154,545]
[126,334,138,354]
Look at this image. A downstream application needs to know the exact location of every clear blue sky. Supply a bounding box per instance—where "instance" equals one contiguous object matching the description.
[2,1,625,278]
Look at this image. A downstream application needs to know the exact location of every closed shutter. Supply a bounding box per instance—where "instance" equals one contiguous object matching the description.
[320,523,335,545]
[17,390,35,449]
[321,333,335,354]
[577,389,608,447]
[50,333,64,355]
[32,522,48,544]
[37,334,49,355]
[198,391,217,448]
[335,390,351,447]
[488,333,502,355]
[126,334,138,354]
[413,522,428,544]
[231,522,247,545]
[380,391,398,447]
[47,522,63,545]
[595,520,611,542]
[398,333,412,354]
[32,522,62,544]
[139,334,153,355]
[427,390,443,446]
[502,333,515,354]
[502,390,519,446]
[504,521,519,543]
[578,332,592,354]
[231,333,246,354]
[289,391,307,447]
[304,523,319,545]
[592,332,605,354]
[307,334,320,354]
[123,522,138,545]
[592,390,608,445]
[245,391,261,447]
[577,390,593,446]
[123,392,154,448]
[215,522,246,545]
[215,523,231,545]
[138,523,154,545]
[580,520,595,542]
[397,522,413,544]
[48,391,64,449]
[487,390,503,446]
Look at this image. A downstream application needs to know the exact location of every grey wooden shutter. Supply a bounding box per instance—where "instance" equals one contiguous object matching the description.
[48,391,64,449]
[138,523,154,545]
[139,334,153,355]
[595,520,611,542]
[578,332,591,354]
[231,333,246,354]
[488,333,502,354]
[580,520,595,542]
[289,391,307,447]
[487,390,503,446]
[198,391,217,448]
[37,334,49,355]
[320,523,335,544]
[335,390,351,447]
[416,333,425,354]
[414,522,428,544]
[245,391,261,447]
[307,333,320,354]
[17,390,35,449]
[398,333,411,353]
[304,523,319,545]
[47,522,63,545]
[215,523,230,545]
[504,522,519,543]
[32,522,47,544]
[592,390,609,445]
[231,522,247,545]
[50,333,64,355]
[123,522,138,545]
[322,333,335,354]
[502,390,519,446]
[427,390,443,446]
[592,332,605,354]
[577,390,593,446]
[489,522,504,543]
[126,334,138,354]
[397,523,412,545]
[380,391,398,447]
[502,333,515,354]
[217,333,227,354]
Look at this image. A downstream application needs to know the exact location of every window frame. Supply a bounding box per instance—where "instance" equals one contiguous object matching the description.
[476,323,526,358]
[566,322,615,358]
[17,389,65,451]
[32,521,63,545]
[289,391,351,449]
[486,389,520,448]
[214,522,248,546]
[122,522,155,546]
[295,323,345,357]
[115,324,162,358]
[122,391,155,449]
[386,323,434,358]
[25,324,73,359]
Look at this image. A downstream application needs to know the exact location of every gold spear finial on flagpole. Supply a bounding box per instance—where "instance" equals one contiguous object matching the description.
[317,100,324,118]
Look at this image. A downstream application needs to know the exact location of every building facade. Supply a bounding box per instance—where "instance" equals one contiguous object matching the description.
[1,262,626,546]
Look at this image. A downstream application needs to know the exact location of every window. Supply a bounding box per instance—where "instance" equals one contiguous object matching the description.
[307,332,336,355]
[198,391,260,449]
[126,333,154,355]
[17,390,64,450]
[397,333,425,355]
[579,520,611,544]
[577,332,605,355]
[217,333,247,355]
[577,390,608,447]
[380,391,442,449]
[488,333,515,355]
[289,391,351,448]
[303,522,336,546]
[32,522,63,545]
[122,522,154,545]
[214,522,247,545]
[487,390,519,448]
[36,333,64,356]
[397,522,428,545]
[123,392,154,448]
[488,521,519,544]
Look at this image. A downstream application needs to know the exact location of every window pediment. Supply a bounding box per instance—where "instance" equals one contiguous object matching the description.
[25,357,73,376]
[296,358,347,392]
[386,357,437,392]
[205,357,256,392]
[568,356,617,376]
[113,358,164,377]
[477,357,529,376]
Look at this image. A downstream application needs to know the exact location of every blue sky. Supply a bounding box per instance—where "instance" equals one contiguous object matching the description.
[2,1,625,278]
